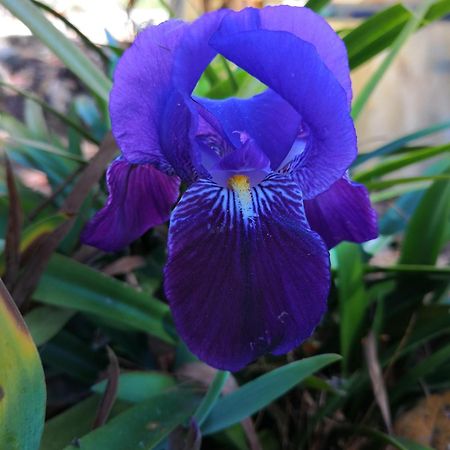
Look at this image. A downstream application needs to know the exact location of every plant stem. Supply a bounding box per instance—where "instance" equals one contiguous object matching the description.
[194,370,230,427]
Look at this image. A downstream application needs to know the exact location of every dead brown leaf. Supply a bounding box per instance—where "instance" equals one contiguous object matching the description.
[11,133,117,306]
[363,330,393,434]
[3,156,23,291]
[394,390,450,449]
[92,346,120,429]
[102,255,146,276]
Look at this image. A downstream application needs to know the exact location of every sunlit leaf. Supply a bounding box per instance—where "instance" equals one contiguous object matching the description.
[0,279,46,450]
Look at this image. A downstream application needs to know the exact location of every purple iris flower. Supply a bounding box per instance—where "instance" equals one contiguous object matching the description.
[82,6,378,371]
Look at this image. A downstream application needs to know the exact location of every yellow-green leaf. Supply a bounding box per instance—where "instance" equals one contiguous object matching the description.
[0,279,46,450]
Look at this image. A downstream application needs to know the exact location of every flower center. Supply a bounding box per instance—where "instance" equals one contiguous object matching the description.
[228,174,255,224]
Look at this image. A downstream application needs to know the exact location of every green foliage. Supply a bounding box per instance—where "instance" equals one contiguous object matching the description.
[0,1,448,449]
[0,281,46,450]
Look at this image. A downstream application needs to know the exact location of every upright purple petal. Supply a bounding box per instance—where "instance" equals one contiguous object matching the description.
[156,11,230,181]
[165,174,330,371]
[171,9,229,94]
[82,159,180,252]
[160,92,206,183]
[258,6,352,106]
[109,20,187,168]
[198,91,301,171]
[304,177,378,249]
[210,26,356,199]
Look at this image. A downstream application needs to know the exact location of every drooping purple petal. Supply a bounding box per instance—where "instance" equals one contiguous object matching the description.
[109,20,187,169]
[165,174,330,371]
[81,159,180,252]
[304,177,378,249]
[210,27,356,199]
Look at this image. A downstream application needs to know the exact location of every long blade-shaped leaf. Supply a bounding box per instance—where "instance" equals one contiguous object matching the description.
[336,243,368,375]
[0,279,46,450]
[354,120,450,166]
[202,354,341,435]
[354,144,450,183]
[400,174,450,265]
[0,0,111,101]
[34,254,175,344]
[62,390,198,450]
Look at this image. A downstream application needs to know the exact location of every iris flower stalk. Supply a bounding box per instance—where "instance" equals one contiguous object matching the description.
[82,6,378,371]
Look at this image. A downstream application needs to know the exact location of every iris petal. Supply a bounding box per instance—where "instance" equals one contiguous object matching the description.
[304,177,378,249]
[165,174,330,371]
[109,20,187,169]
[198,91,301,171]
[210,28,356,199]
[172,9,229,93]
[81,158,180,252]
[258,6,352,106]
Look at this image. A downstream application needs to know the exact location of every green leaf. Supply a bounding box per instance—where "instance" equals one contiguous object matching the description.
[41,331,104,383]
[305,0,330,13]
[0,80,99,144]
[425,0,450,22]
[345,4,411,70]
[0,112,76,185]
[41,397,100,450]
[392,342,450,401]
[34,254,175,344]
[1,134,86,163]
[366,175,450,191]
[40,396,129,450]
[354,144,450,183]
[355,120,450,167]
[24,305,75,346]
[335,243,368,374]
[92,372,176,403]
[0,280,46,450]
[352,0,435,120]
[194,371,230,427]
[345,1,450,71]
[24,99,48,138]
[0,0,111,102]
[400,175,450,265]
[202,354,341,435]
[63,389,198,450]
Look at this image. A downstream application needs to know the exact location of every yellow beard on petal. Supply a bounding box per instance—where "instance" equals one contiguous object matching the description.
[228,174,256,225]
